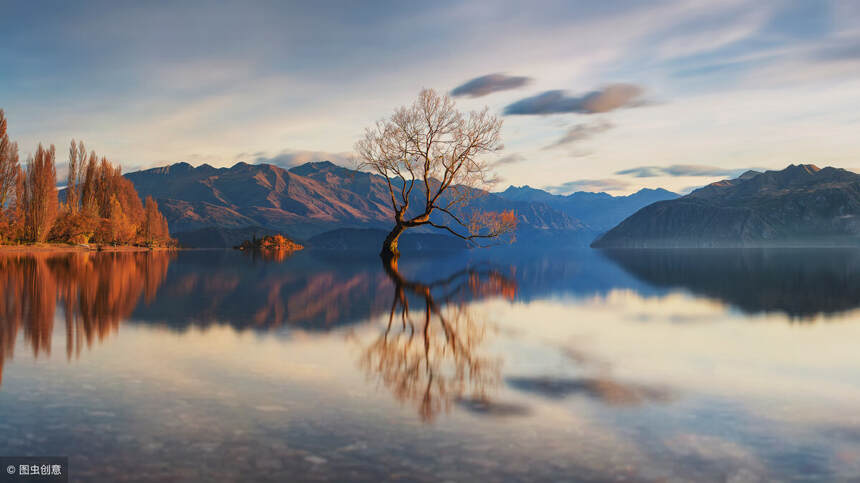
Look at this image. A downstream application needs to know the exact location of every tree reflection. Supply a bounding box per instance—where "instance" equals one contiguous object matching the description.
[359,257,517,422]
[506,376,674,406]
[0,251,172,386]
[243,247,298,263]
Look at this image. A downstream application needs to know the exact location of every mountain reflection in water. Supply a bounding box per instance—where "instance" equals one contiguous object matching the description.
[3,248,860,386]
[600,248,860,318]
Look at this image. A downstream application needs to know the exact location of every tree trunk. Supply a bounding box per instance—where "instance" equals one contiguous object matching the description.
[380,224,406,261]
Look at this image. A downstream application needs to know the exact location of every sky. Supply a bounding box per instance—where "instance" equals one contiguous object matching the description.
[1,0,859,195]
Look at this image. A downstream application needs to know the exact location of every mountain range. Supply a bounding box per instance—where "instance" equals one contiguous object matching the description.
[499,185,678,231]
[592,164,860,248]
[125,161,677,248]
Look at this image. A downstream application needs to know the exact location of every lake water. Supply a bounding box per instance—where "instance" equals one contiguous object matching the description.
[1,248,860,482]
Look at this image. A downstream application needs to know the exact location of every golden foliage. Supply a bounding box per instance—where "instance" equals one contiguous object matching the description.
[0,110,20,237]
[0,114,175,246]
[141,196,170,246]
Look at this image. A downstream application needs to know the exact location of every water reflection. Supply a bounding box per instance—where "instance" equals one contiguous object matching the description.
[0,252,172,386]
[1,248,860,480]
[506,376,674,406]
[600,248,860,318]
[240,246,301,262]
[5,247,860,388]
[358,257,517,421]
[130,251,523,330]
[131,251,393,329]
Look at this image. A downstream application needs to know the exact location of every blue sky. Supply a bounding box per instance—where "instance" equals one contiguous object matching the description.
[1,0,859,194]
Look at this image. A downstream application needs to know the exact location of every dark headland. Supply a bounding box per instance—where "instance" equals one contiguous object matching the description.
[592,164,860,248]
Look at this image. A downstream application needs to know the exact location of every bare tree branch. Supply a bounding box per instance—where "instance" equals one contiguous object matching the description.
[354,89,515,257]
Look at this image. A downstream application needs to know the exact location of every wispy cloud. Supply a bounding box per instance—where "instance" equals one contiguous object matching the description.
[2,0,858,194]
[545,178,630,194]
[492,153,526,167]
[653,7,769,60]
[504,84,645,115]
[238,149,353,168]
[812,37,860,62]
[680,184,705,194]
[451,73,532,98]
[543,120,613,150]
[616,164,750,178]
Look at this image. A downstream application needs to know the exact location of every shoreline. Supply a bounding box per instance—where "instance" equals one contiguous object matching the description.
[0,244,177,253]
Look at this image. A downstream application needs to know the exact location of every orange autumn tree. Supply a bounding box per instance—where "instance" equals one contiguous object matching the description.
[50,140,173,246]
[8,165,25,241]
[141,196,170,247]
[0,110,20,241]
[106,195,136,245]
[66,139,86,215]
[0,110,17,209]
[23,144,59,242]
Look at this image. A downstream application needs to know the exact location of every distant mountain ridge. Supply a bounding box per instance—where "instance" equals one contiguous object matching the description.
[498,185,678,231]
[126,161,593,246]
[124,160,679,248]
[125,161,394,238]
[592,164,860,248]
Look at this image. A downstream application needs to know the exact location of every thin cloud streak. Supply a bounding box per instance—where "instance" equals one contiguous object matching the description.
[238,149,353,169]
[504,84,645,115]
[545,178,631,194]
[543,121,613,150]
[616,164,752,178]
[492,153,526,167]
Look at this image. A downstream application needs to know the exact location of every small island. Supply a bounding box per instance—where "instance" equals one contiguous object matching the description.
[235,234,303,252]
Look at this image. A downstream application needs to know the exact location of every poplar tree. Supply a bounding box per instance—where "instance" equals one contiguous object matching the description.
[0,110,20,240]
[0,110,19,214]
[66,140,86,213]
[23,144,58,242]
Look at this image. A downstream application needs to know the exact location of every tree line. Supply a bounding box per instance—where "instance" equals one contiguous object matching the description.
[0,109,173,246]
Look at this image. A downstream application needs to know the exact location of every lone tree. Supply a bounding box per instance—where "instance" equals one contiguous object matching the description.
[356,89,517,259]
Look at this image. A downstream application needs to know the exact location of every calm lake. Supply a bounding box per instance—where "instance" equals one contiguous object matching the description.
[1,248,860,482]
